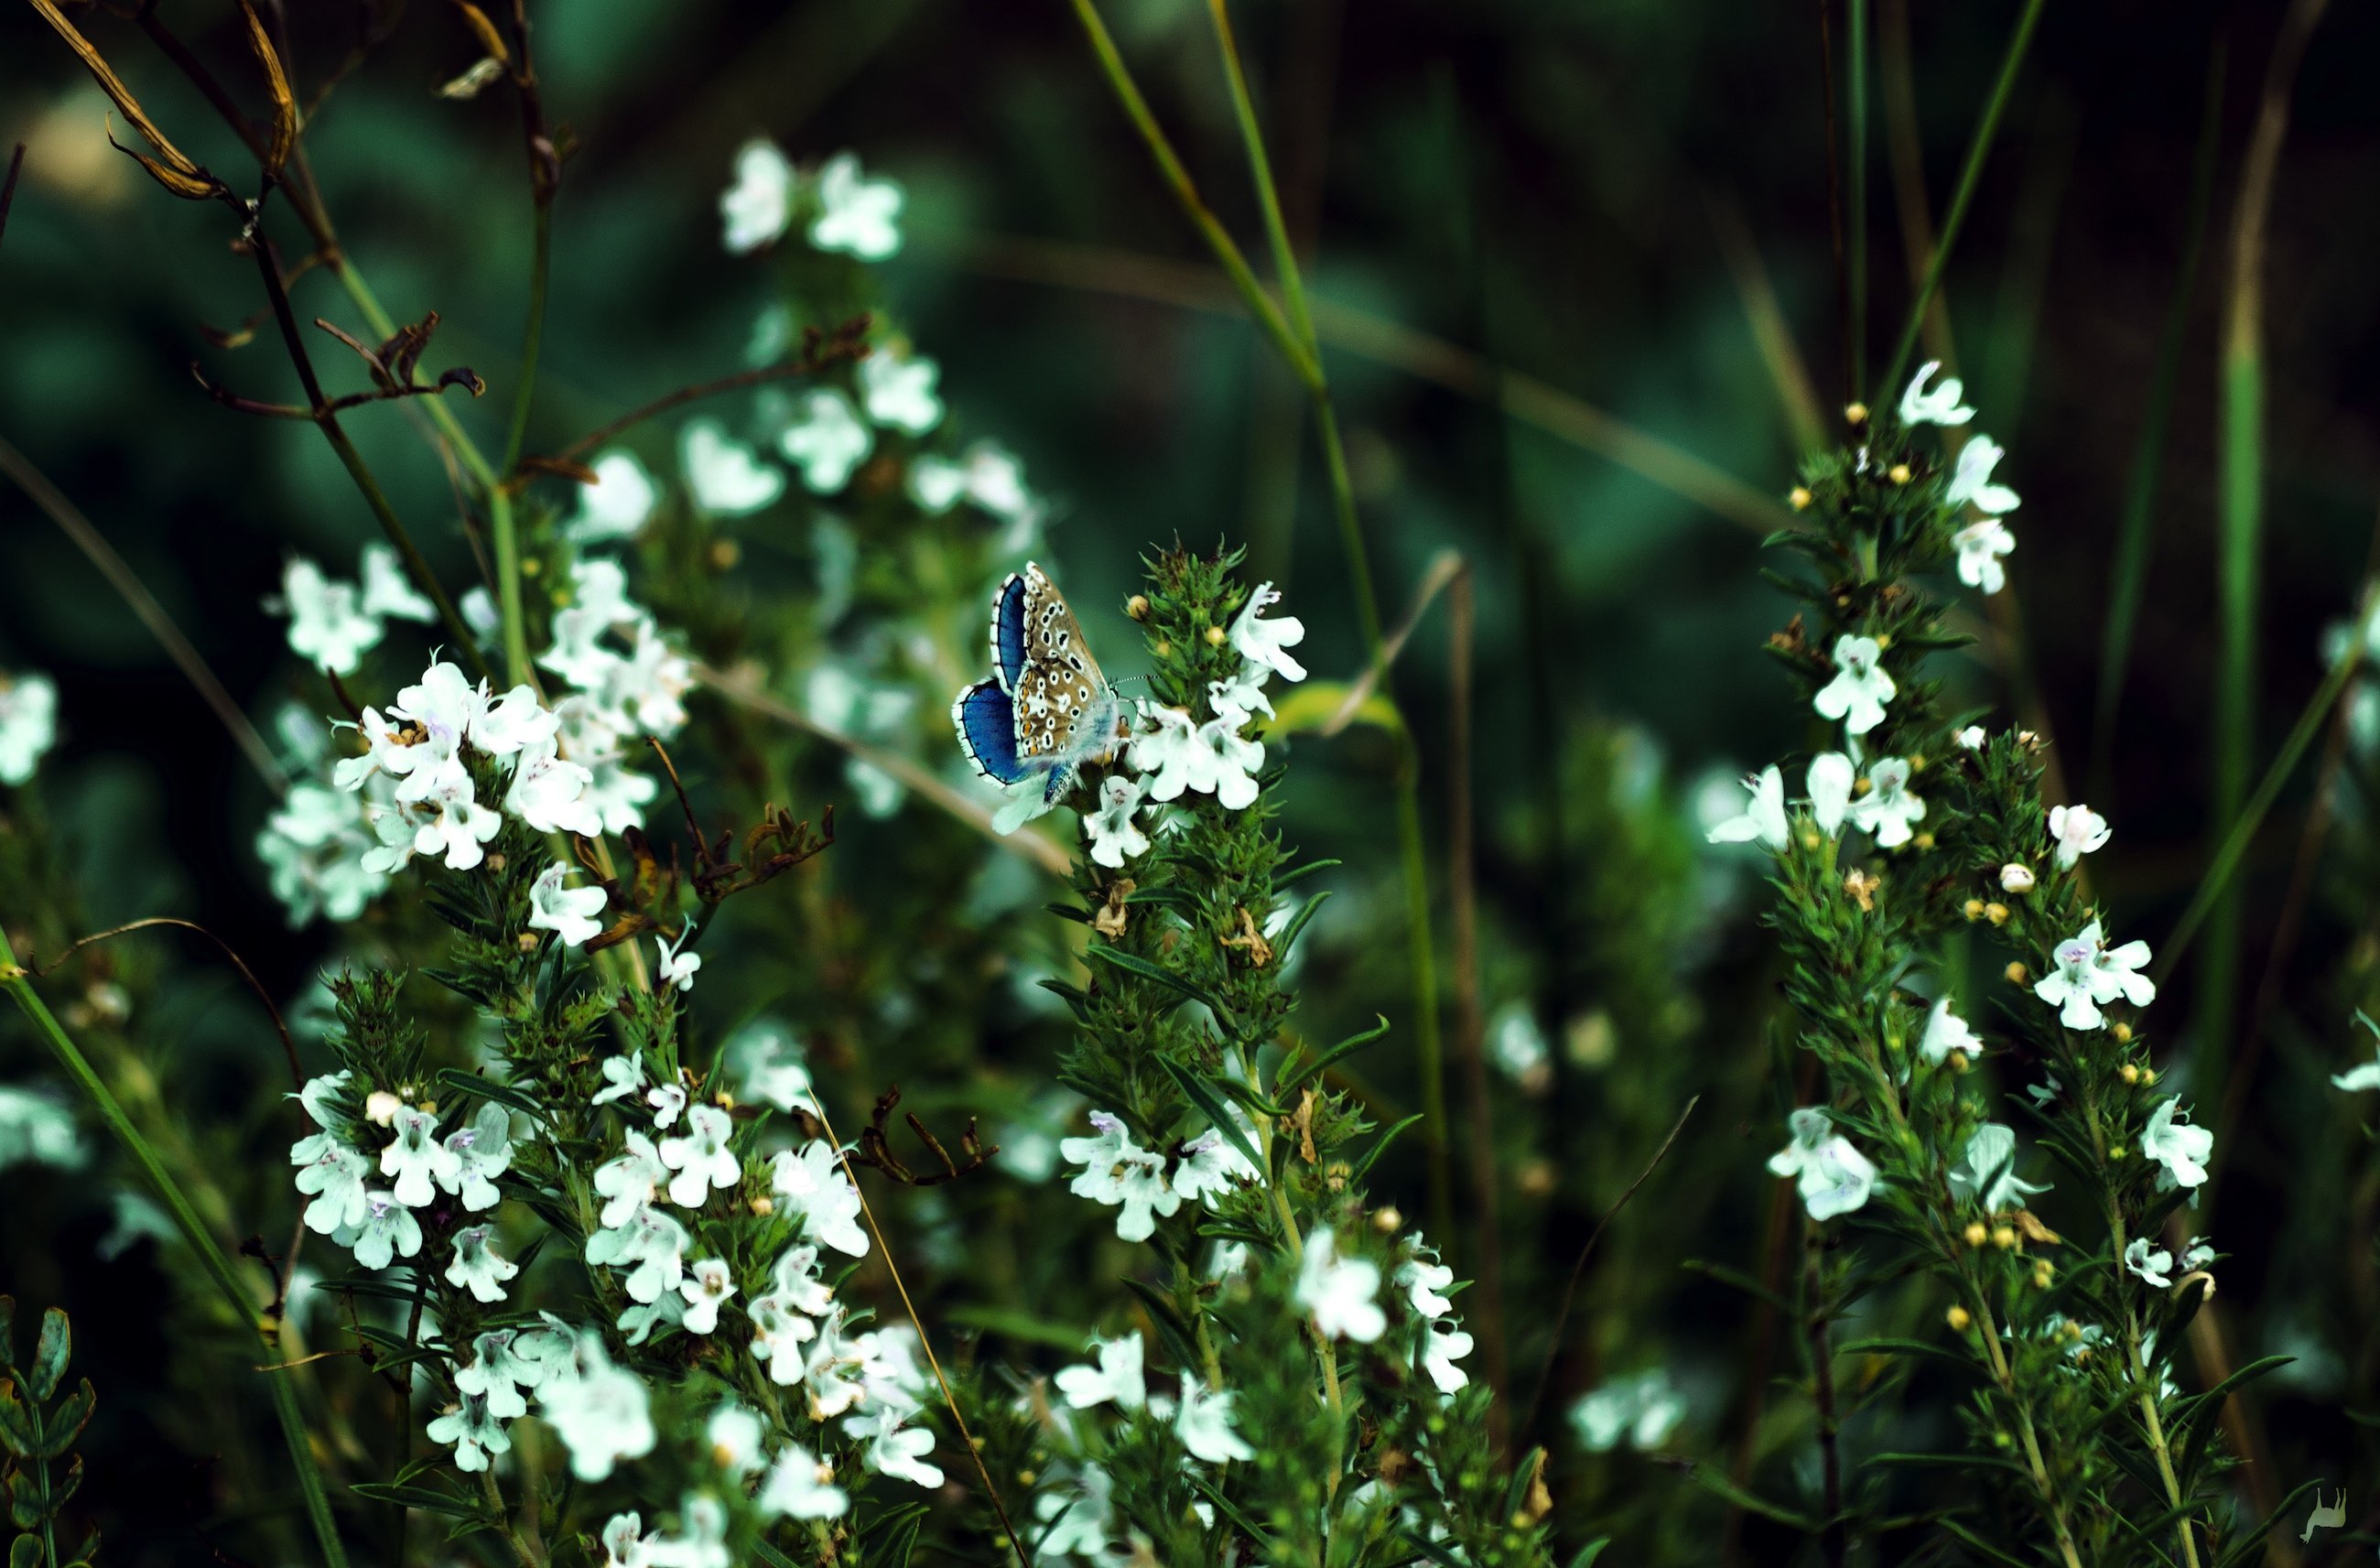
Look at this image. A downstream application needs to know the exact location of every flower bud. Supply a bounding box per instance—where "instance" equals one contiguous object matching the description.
[1371,1205,1402,1234]
[1946,1304,1971,1331]
[1963,899,1985,921]
[2000,862,2036,893]
[2004,961,2028,984]
[1984,903,2009,925]
[2119,1063,2140,1085]
[1127,594,1152,621]
[1204,625,1228,647]
[1991,1226,2018,1250]
[1790,486,1814,512]
[1888,462,1911,485]
[1845,402,1870,426]
[1963,1222,1989,1247]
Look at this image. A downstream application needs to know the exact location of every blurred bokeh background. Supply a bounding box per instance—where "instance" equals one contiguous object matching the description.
[7,0,2380,1561]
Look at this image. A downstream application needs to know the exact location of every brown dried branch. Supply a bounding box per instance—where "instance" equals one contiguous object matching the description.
[544,314,876,467]
[849,1084,999,1188]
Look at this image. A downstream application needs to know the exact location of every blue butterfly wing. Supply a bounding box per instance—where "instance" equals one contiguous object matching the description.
[951,679,1032,785]
[990,572,1030,696]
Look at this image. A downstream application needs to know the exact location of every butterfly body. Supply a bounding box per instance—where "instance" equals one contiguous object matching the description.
[952,564,1122,802]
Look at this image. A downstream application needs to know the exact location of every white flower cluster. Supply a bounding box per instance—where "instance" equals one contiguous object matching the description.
[431,1320,655,1480]
[535,558,694,835]
[1899,361,2018,597]
[719,143,903,261]
[1568,1366,1688,1454]
[585,1056,944,1491]
[1767,1108,1876,1221]
[267,546,438,676]
[289,1070,518,1277]
[1055,580,1309,854]
[1056,1109,1257,1241]
[0,670,59,786]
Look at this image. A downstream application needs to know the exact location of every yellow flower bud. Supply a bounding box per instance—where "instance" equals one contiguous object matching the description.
[1985,902,2009,926]
[1127,594,1152,621]
[1963,899,1985,921]
[1790,486,1814,512]
[1963,1222,1989,1247]
[1845,402,1870,426]
[1946,1304,1972,1331]
[2004,962,2028,985]
[1205,625,1228,647]
[1992,1226,2018,1250]
[1888,462,1912,485]
[2119,1063,2140,1085]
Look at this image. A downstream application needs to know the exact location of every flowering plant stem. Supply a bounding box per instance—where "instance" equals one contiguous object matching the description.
[1072,0,1453,1236]
[1,959,351,1568]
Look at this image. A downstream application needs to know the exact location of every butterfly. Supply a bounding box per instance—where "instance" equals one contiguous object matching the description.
[951,563,1124,804]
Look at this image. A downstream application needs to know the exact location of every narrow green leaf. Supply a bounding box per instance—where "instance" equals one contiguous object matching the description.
[346,1483,487,1524]
[1155,1057,1262,1173]
[1118,1277,1202,1373]
[1085,946,1238,1027]
[1267,891,1333,963]
[1666,1460,1815,1531]
[38,1381,92,1458]
[27,1313,66,1402]
[1276,1016,1390,1097]
[1352,1113,1424,1182]
[1934,1517,2034,1568]
[433,1068,546,1121]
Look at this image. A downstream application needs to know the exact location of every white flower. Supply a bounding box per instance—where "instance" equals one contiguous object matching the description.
[586,1204,690,1303]
[658,1104,741,1207]
[426,1389,512,1473]
[1808,752,1855,836]
[528,863,608,946]
[505,740,602,837]
[763,1243,838,1317]
[858,350,941,434]
[292,1137,372,1234]
[748,1294,821,1385]
[1296,1227,1386,1343]
[1850,757,1925,849]
[704,1404,766,1477]
[1033,1465,1114,1560]
[351,1191,423,1270]
[759,1444,849,1520]
[1920,998,1980,1067]
[1083,773,1152,868]
[2048,804,2111,871]
[680,420,784,516]
[381,1107,460,1207]
[778,389,874,492]
[565,452,660,544]
[654,925,702,993]
[907,441,1041,529]
[849,1407,943,1488]
[1946,435,2020,514]
[2334,1022,2380,1092]
[1422,1322,1475,1394]
[2125,1237,2175,1287]
[1705,764,1787,851]
[1954,519,2016,595]
[1947,1123,2050,1211]
[1399,1249,1455,1318]
[808,152,903,260]
[721,141,796,253]
[442,1103,514,1211]
[446,1224,519,1303]
[601,1513,650,1568]
[2001,862,2037,893]
[1768,1108,1877,1221]
[728,1022,814,1112]
[799,1310,871,1416]
[2033,921,2154,1031]
[358,544,437,624]
[593,1132,665,1228]
[679,1258,739,1335]
[1055,1334,1146,1411]
[540,1330,655,1481]
[1957,725,1987,749]
[258,781,387,925]
[648,1496,729,1568]
[277,558,382,675]
[1207,665,1275,725]
[1127,706,1262,811]
[0,674,57,786]
[617,1293,686,1346]
[381,760,503,871]
[771,1141,871,1256]
[1059,1111,1180,1241]
[1173,1372,1253,1464]
[855,1325,931,1416]
[2140,1098,2212,1192]
[1229,581,1307,682]
[593,1051,647,1108]
[1170,1122,1257,1202]
[1898,361,1975,427]
[1813,635,1895,736]
[1569,1368,1686,1453]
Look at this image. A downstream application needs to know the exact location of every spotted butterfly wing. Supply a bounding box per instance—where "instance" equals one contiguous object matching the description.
[951,562,1121,802]
[951,679,1031,785]
[989,570,1030,695]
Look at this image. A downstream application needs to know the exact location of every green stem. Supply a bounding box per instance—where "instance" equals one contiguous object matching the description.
[1066,0,1322,392]
[1207,0,1317,356]
[489,193,553,690]
[3,966,351,1568]
[1872,0,2050,401]
[1846,0,1868,390]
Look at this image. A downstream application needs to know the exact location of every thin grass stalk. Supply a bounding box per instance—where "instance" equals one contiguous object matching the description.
[1846,0,1869,388]
[0,438,289,793]
[1876,0,1958,376]
[2089,47,2224,801]
[2200,0,2333,1081]
[2,964,351,1568]
[1873,0,2050,402]
[1708,197,1827,454]
[1814,0,1852,406]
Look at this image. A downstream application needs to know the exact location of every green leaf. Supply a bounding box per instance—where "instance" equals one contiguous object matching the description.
[1200,1075,1289,1119]
[1267,891,1333,963]
[1667,1460,1814,1530]
[38,1381,92,1458]
[347,1483,488,1524]
[0,1296,15,1368]
[1118,1278,1203,1373]
[1276,1016,1390,1096]
[941,1305,1090,1353]
[1271,858,1341,891]
[313,1275,432,1306]
[1184,1472,1271,1550]
[1156,1058,1263,1173]
[1839,1338,1989,1382]
[752,1541,804,1568]
[433,1067,546,1121]
[1352,1114,1424,1182]
[0,1385,35,1458]
[48,1460,78,1515]
[1500,1446,1547,1524]
[1084,947,1239,1029]
[11,1531,45,1568]
[1681,1260,1795,1314]
[6,1473,41,1531]
[27,1314,67,1403]
[1564,1542,1611,1568]
[1934,1517,2035,1568]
